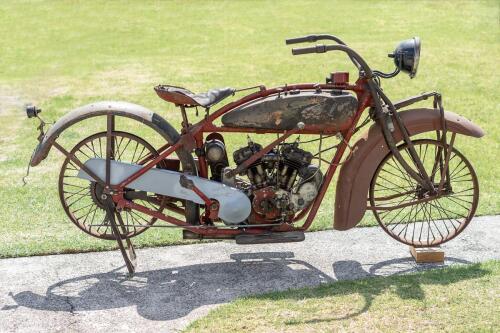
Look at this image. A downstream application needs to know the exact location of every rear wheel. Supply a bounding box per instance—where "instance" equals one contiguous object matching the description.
[369,139,479,247]
[59,131,192,240]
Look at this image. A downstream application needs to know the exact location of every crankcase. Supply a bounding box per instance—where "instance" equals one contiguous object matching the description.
[77,158,251,224]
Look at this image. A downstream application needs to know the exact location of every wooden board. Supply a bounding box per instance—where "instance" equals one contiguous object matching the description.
[410,246,444,263]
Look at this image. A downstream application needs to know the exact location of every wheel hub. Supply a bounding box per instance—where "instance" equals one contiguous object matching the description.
[416,183,452,199]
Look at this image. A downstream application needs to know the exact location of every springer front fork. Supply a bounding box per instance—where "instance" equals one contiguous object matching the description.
[372,83,453,195]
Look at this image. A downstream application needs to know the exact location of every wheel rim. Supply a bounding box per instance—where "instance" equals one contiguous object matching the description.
[58,131,168,240]
[370,139,479,246]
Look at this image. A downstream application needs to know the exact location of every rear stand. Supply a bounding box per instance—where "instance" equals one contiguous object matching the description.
[103,114,136,276]
[105,198,137,276]
[410,246,444,263]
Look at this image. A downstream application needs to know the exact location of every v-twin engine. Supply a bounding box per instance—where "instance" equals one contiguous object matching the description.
[224,140,323,224]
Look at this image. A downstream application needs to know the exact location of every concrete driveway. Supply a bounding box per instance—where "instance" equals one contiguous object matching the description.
[1,216,499,332]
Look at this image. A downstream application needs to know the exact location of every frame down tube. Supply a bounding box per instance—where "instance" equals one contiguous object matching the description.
[299,89,371,231]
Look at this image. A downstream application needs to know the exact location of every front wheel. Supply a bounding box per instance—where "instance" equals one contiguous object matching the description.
[369,139,479,247]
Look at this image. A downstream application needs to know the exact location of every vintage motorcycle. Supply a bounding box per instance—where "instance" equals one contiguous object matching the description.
[27,35,483,274]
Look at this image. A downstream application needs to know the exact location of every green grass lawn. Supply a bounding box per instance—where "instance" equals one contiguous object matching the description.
[0,0,499,258]
[185,260,500,332]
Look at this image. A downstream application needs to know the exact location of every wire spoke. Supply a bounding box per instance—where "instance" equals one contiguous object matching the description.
[387,159,415,187]
[60,131,167,240]
[370,139,477,246]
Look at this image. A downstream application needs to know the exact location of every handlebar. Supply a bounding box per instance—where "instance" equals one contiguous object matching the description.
[290,43,372,77]
[286,35,318,45]
[286,34,370,75]
[291,45,328,55]
[286,34,347,46]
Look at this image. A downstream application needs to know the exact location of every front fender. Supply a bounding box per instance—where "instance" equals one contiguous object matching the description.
[30,101,179,167]
[334,108,484,231]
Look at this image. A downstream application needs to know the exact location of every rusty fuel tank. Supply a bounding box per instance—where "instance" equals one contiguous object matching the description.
[221,90,358,132]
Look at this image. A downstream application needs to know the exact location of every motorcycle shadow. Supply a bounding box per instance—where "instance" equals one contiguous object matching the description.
[283,257,484,325]
[6,253,479,322]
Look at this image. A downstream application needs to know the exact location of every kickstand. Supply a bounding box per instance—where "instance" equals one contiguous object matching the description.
[116,210,137,268]
[105,198,136,276]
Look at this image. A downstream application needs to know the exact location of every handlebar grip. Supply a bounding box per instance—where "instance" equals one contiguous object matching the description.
[285,35,318,45]
[291,45,327,55]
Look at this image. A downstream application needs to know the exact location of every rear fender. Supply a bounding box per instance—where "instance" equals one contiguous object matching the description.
[29,101,190,169]
[334,108,484,231]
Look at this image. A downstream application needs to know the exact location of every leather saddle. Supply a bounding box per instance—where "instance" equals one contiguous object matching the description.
[154,85,235,108]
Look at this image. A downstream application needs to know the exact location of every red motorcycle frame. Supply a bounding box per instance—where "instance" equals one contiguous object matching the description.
[122,80,369,227]
[27,35,483,274]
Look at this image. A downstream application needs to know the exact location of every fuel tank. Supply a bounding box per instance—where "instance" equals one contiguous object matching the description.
[221,90,358,132]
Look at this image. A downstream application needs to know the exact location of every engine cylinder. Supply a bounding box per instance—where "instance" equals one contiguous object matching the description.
[204,139,229,181]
